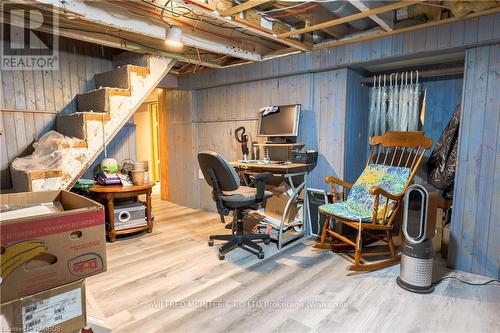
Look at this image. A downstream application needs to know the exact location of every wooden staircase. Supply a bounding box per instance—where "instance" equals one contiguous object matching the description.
[10,54,175,192]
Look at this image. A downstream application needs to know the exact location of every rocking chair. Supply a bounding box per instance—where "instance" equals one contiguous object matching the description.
[316,131,432,272]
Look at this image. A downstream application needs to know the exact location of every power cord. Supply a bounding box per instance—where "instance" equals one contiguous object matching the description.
[432,276,500,286]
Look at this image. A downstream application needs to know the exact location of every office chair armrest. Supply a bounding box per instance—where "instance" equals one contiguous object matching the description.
[252,172,272,203]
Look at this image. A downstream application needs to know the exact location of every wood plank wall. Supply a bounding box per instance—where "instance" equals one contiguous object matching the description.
[81,120,137,179]
[167,70,465,208]
[192,70,349,211]
[344,71,370,184]
[179,13,500,90]
[421,75,464,144]
[164,89,198,208]
[0,32,114,188]
[342,75,464,186]
[165,13,498,279]
[449,44,499,279]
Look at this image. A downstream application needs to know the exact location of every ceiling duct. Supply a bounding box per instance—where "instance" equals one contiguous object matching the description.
[321,0,371,31]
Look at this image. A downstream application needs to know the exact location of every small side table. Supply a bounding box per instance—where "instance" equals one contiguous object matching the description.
[90,183,154,241]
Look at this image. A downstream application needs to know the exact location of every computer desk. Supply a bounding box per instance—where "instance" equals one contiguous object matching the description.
[230,160,315,249]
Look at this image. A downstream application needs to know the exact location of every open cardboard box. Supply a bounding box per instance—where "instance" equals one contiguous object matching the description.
[0,190,106,303]
[264,193,299,225]
[0,279,86,333]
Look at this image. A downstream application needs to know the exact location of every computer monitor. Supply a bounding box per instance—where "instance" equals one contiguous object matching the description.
[257,104,300,143]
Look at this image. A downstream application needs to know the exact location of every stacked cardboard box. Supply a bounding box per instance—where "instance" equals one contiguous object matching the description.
[0,190,107,332]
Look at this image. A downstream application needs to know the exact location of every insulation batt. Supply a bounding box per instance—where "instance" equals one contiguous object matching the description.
[11,130,81,172]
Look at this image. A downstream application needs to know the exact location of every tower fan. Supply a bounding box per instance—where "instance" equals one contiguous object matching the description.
[397,184,438,294]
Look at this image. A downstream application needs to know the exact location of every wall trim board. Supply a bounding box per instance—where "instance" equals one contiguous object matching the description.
[0,108,60,114]
[178,13,500,90]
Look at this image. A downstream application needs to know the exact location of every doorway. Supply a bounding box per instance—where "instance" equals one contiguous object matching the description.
[134,89,165,195]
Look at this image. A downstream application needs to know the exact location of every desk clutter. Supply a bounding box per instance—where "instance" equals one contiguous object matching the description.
[95,158,150,187]
[197,104,320,259]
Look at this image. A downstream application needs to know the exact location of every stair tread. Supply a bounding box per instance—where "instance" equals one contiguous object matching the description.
[98,64,150,76]
[58,112,110,124]
[11,55,174,192]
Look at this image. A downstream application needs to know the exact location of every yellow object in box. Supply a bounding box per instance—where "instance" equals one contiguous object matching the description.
[0,279,86,333]
[0,190,107,303]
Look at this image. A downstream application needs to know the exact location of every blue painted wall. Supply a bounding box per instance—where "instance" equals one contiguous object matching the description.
[170,12,499,278]
[449,44,499,279]
[421,75,464,149]
[194,70,349,211]
[343,74,463,185]
[344,71,369,184]
[179,13,499,90]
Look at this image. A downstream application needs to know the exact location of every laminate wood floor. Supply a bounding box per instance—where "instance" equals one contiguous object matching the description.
[86,193,500,333]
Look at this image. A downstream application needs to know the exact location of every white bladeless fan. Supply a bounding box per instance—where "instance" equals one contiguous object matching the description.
[397,184,437,294]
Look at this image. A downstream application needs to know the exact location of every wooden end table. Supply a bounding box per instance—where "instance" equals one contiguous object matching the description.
[90,183,154,241]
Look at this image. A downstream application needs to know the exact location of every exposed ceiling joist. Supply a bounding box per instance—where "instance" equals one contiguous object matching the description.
[180,0,312,52]
[0,11,224,69]
[231,16,312,52]
[28,0,262,61]
[219,0,270,17]
[313,5,500,50]
[279,1,424,38]
[270,2,342,39]
[348,0,393,31]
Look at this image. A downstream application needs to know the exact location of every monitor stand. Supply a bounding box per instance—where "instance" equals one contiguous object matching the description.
[266,136,297,144]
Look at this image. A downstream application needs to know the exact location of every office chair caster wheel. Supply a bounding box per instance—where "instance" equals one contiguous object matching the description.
[218,252,225,260]
[208,239,214,247]
[264,238,270,245]
[257,251,264,260]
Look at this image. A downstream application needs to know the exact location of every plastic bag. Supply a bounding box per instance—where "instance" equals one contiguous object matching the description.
[427,105,461,197]
[11,130,81,172]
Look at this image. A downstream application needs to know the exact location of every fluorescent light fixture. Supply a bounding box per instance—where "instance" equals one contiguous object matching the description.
[165,25,183,48]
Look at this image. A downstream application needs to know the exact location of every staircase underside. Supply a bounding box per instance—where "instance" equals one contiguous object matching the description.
[10,54,175,192]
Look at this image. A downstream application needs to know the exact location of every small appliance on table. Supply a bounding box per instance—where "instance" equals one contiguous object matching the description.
[90,183,154,241]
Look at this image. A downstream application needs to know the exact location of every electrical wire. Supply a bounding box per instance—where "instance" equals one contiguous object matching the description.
[134,0,261,50]
[259,1,309,14]
[265,3,320,19]
[432,276,500,286]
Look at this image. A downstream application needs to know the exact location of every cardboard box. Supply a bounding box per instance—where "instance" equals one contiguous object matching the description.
[0,279,86,333]
[0,190,106,303]
[432,208,444,253]
[442,223,451,259]
[265,193,298,224]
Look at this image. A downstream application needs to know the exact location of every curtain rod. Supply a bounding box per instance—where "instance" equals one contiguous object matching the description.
[360,67,464,85]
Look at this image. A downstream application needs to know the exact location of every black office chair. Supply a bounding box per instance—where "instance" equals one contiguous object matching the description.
[198,151,272,260]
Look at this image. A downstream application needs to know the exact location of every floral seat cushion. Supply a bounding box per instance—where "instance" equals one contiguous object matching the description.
[319,164,410,224]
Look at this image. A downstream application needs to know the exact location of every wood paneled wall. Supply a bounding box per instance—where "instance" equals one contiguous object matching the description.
[179,13,500,90]
[168,71,467,212]
[164,89,198,208]
[192,70,349,209]
[421,75,464,145]
[344,71,370,184]
[163,14,499,280]
[449,44,499,279]
[81,120,137,179]
[0,33,113,188]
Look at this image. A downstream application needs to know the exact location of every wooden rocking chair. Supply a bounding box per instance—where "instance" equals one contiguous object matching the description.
[316,131,432,272]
